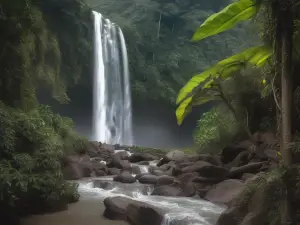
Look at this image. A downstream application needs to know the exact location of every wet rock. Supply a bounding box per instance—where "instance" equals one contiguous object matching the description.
[131,165,142,175]
[241,173,255,181]
[181,161,229,179]
[114,171,136,183]
[103,196,136,220]
[138,161,150,165]
[228,162,265,179]
[127,201,166,225]
[205,179,245,205]
[138,174,157,184]
[227,151,251,168]
[189,154,222,166]
[93,170,107,177]
[129,153,159,163]
[62,155,93,180]
[108,167,121,175]
[112,158,131,170]
[135,173,150,180]
[101,143,116,151]
[222,143,250,164]
[151,185,182,197]
[156,175,175,186]
[263,149,279,162]
[151,169,165,176]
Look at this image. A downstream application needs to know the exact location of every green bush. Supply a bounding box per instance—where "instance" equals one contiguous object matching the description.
[193,105,240,154]
[0,102,81,222]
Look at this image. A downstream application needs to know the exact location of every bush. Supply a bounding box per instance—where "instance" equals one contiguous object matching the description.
[193,105,240,154]
[0,102,82,222]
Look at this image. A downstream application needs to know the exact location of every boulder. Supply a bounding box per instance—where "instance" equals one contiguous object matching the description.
[222,142,251,164]
[127,201,166,225]
[93,170,107,177]
[62,155,93,180]
[205,179,245,205]
[181,161,229,179]
[151,185,182,197]
[131,166,142,175]
[138,175,157,184]
[129,153,159,163]
[227,151,251,168]
[108,167,121,175]
[103,196,136,220]
[114,171,136,183]
[228,162,265,178]
[151,169,165,176]
[156,175,175,186]
[188,154,222,166]
[138,161,150,165]
[135,173,151,180]
[166,150,185,162]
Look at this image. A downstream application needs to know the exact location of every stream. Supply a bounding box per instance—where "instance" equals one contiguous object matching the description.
[22,151,225,225]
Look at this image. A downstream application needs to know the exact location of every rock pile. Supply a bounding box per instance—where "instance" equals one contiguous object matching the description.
[62,131,279,225]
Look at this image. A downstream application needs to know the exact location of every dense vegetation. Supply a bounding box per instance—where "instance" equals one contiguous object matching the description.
[0,0,91,223]
[175,0,300,224]
[86,0,258,104]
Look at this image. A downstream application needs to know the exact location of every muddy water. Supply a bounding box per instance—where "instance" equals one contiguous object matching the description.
[21,197,128,225]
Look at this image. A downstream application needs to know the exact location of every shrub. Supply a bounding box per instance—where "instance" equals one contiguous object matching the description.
[0,102,82,222]
[193,105,240,154]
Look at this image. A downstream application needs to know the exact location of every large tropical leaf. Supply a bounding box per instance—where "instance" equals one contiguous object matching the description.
[176,45,271,105]
[176,45,271,124]
[176,93,220,125]
[192,0,258,42]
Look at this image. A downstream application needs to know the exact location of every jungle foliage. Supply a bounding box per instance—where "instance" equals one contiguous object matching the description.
[0,0,90,223]
[86,0,258,104]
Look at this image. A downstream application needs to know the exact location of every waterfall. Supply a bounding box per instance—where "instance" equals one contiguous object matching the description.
[92,11,133,145]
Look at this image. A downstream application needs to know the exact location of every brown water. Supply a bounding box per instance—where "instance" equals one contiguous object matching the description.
[21,198,128,225]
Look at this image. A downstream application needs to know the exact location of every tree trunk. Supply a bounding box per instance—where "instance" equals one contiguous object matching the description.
[279,0,294,224]
[280,0,293,167]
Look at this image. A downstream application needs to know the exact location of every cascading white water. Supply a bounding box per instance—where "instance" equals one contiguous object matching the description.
[92,11,133,145]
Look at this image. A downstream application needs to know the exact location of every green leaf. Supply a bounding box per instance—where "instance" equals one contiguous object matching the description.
[192,0,258,42]
[176,45,271,124]
[176,45,271,105]
[176,92,220,125]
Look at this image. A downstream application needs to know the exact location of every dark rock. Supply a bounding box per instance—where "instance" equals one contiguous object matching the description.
[151,185,182,197]
[103,196,135,220]
[114,171,136,183]
[156,175,175,186]
[222,142,251,164]
[138,161,150,165]
[127,201,166,225]
[193,176,221,184]
[197,186,212,198]
[166,150,185,162]
[205,179,245,205]
[131,166,142,175]
[62,155,93,180]
[93,170,107,177]
[135,173,150,180]
[228,162,265,178]
[108,168,121,175]
[129,153,159,163]
[263,149,279,162]
[151,169,165,176]
[138,175,157,184]
[101,143,116,151]
[189,154,222,166]
[227,151,251,168]
[181,161,229,179]
[241,173,255,181]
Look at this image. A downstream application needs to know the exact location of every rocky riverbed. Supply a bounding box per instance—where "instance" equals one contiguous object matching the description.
[24,131,279,225]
